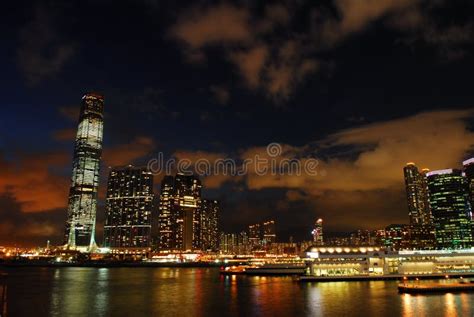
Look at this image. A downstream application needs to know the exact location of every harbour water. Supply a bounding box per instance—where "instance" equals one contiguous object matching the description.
[3,267,474,316]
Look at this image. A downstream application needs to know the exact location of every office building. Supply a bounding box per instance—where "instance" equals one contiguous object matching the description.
[64,93,104,250]
[403,163,436,248]
[158,176,175,249]
[262,220,276,248]
[312,218,324,245]
[200,199,219,251]
[427,169,473,249]
[173,173,202,250]
[103,166,154,247]
[248,223,261,249]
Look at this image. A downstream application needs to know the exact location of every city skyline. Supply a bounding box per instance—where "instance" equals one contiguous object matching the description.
[2,1,474,246]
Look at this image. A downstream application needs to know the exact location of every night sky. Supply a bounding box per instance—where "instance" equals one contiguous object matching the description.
[1,0,474,246]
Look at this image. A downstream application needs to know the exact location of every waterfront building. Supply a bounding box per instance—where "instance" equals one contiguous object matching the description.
[463,158,474,241]
[173,173,202,251]
[403,163,432,225]
[262,220,276,248]
[382,224,410,250]
[324,236,351,246]
[403,163,436,248]
[64,93,104,250]
[103,166,154,247]
[248,224,262,249]
[463,158,474,208]
[305,247,474,277]
[158,176,174,249]
[312,218,324,245]
[349,230,380,246]
[220,232,239,254]
[200,199,219,251]
[427,169,473,249]
[158,173,214,251]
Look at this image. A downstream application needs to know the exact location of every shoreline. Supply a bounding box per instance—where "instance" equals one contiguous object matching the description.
[299,272,474,282]
[0,261,223,268]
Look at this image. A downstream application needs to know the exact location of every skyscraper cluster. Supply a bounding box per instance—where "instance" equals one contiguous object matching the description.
[403,161,474,249]
[157,173,219,251]
[247,220,276,250]
[63,93,219,252]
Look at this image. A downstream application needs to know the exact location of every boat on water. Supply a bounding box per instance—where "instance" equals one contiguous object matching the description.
[220,265,251,275]
[244,263,307,275]
[220,262,307,275]
[398,280,474,293]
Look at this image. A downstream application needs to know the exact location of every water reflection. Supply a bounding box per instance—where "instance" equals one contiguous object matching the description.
[50,268,110,317]
[5,268,474,317]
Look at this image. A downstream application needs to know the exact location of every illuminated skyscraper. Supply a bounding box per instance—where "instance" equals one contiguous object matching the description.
[158,176,175,249]
[103,166,154,247]
[173,173,202,251]
[64,93,104,250]
[262,220,276,247]
[248,223,261,248]
[312,218,324,245]
[403,163,432,225]
[427,169,473,249]
[403,163,435,248]
[200,199,219,251]
[463,158,474,210]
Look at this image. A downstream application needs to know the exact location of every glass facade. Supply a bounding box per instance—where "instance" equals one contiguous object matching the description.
[248,223,261,248]
[200,199,219,251]
[64,93,104,249]
[158,173,206,251]
[312,218,323,245]
[403,163,432,225]
[403,163,436,249]
[427,169,473,249]
[103,166,154,247]
[173,173,202,251]
[263,220,276,248]
[158,176,175,250]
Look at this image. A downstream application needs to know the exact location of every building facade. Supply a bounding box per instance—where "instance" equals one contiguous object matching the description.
[248,223,262,249]
[403,163,436,249]
[305,247,474,277]
[262,220,276,248]
[427,169,473,249]
[173,173,202,251]
[200,199,219,251]
[103,166,154,247]
[64,93,104,250]
[312,218,324,245]
[158,176,175,249]
[157,173,218,251]
[403,163,432,225]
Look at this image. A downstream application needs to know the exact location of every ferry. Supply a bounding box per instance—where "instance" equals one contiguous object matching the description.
[398,280,474,293]
[244,262,306,275]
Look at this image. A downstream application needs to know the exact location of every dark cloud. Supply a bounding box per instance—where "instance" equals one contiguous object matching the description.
[168,3,319,101]
[209,85,230,105]
[0,191,65,246]
[17,6,76,85]
[171,109,474,233]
